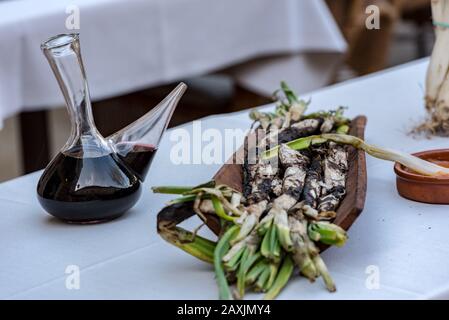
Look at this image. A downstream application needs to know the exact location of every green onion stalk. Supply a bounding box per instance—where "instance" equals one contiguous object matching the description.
[289,218,317,281]
[264,256,294,300]
[214,225,240,300]
[250,81,310,129]
[308,221,347,247]
[158,223,217,264]
[262,133,449,176]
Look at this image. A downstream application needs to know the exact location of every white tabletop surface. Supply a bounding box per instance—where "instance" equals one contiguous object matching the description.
[2,58,449,300]
[0,0,345,126]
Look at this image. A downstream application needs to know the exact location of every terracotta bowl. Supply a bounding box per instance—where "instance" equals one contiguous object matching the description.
[394,149,449,204]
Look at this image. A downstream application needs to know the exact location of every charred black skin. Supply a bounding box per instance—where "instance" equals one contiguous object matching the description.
[243,135,258,199]
[285,187,304,201]
[326,156,348,174]
[318,185,346,211]
[247,178,275,203]
[277,118,323,144]
[279,149,311,201]
[302,155,322,207]
[243,134,281,204]
[326,185,346,200]
[243,160,252,199]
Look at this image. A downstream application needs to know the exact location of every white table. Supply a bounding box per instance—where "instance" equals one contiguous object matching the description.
[2,59,449,300]
[0,0,345,126]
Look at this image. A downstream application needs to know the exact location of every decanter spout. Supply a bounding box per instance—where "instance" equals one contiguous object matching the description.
[108,82,187,181]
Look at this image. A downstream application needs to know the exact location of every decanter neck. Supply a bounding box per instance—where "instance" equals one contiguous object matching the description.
[42,34,107,154]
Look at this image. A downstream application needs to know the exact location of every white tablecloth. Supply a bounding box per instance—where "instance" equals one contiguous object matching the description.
[0,0,346,126]
[1,58,449,299]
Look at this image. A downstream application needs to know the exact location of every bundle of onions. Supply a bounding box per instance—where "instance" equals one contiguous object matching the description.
[419,0,449,135]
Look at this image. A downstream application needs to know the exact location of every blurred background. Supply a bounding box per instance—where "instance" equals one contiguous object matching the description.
[0,0,434,182]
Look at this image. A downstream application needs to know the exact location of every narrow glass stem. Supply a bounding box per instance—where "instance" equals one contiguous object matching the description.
[42,34,103,153]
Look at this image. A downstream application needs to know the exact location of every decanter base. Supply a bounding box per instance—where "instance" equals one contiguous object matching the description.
[58,213,125,225]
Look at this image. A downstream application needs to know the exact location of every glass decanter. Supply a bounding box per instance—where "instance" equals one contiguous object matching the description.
[37,34,186,224]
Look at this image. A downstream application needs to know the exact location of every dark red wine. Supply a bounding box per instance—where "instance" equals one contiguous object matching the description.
[37,150,141,223]
[115,142,157,181]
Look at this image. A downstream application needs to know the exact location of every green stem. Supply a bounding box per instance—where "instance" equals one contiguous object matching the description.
[270,226,282,261]
[211,195,236,222]
[264,261,281,291]
[262,135,326,159]
[233,215,257,244]
[159,226,216,264]
[261,225,273,259]
[167,194,197,205]
[152,186,194,194]
[308,222,348,247]
[336,124,350,134]
[214,225,240,300]
[291,237,317,281]
[236,247,250,297]
[224,246,245,271]
[246,260,268,285]
[254,266,271,292]
[274,210,294,252]
[153,181,216,195]
[257,213,273,236]
[264,255,294,300]
[237,252,261,297]
[313,255,336,292]
[281,81,299,104]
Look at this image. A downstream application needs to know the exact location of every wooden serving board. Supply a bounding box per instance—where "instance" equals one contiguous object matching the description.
[210,115,368,235]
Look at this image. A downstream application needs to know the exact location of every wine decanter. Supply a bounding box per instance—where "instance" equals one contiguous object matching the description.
[37,34,186,224]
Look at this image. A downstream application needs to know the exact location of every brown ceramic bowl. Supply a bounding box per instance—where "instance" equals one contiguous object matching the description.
[394,149,449,204]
